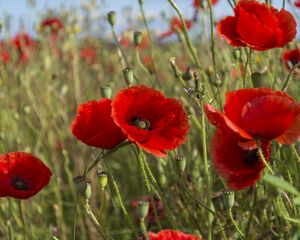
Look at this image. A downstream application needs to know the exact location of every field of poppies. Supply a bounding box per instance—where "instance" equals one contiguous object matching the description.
[1,0,300,239]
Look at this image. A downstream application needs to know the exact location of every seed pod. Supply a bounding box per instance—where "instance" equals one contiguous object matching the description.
[233,48,241,61]
[73,176,91,199]
[138,201,149,219]
[251,72,264,88]
[175,154,186,174]
[123,67,134,86]
[97,171,108,190]
[100,85,112,99]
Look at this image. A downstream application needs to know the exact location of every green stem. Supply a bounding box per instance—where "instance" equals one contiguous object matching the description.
[245,189,257,238]
[140,218,150,240]
[137,146,151,192]
[7,199,13,240]
[255,139,275,175]
[228,208,246,240]
[18,200,27,240]
[72,194,79,240]
[104,159,139,239]
[135,47,155,87]
[281,62,300,91]
[85,141,131,174]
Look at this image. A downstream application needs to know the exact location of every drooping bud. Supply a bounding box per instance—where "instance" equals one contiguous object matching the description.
[251,72,264,88]
[107,11,116,26]
[175,154,186,174]
[100,85,112,99]
[137,201,149,219]
[182,67,194,81]
[97,171,108,190]
[123,67,134,86]
[133,31,143,47]
[73,176,91,199]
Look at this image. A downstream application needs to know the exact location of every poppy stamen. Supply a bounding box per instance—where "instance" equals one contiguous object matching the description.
[243,149,259,165]
[131,117,151,130]
[11,176,29,191]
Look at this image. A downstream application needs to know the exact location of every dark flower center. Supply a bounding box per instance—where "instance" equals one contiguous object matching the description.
[131,116,151,130]
[11,176,29,191]
[243,149,259,165]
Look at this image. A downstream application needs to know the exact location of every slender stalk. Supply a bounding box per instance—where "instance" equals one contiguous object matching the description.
[255,139,275,175]
[136,146,151,192]
[281,62,300,91]
[135,47,155,87]
[207,0,217,75]
[104,159,139,238]
[72,194,79,240]
[7,199,13,240]
[245,189,257,237]
[18,200,27,240]
[228,208,246,240]
[140,218,150,240]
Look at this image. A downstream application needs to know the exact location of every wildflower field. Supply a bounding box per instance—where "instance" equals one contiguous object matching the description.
[1,0,300,239]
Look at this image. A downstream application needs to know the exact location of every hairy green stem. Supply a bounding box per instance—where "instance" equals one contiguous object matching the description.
[228,208,245,240]
[255,139,275,175]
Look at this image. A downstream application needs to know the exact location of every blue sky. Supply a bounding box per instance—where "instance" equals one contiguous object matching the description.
[0,0,298,37]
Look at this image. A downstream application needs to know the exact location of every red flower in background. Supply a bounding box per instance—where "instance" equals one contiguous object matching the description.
[148,230,200,240]
[0,42,11,63]
[205,88,300,189]
[131,195,164,225]
[282,48,300,70]
[40,18,64,35]
[80,47,96,64]
[13,33,35,63]
[0,152,52,199]
[295,0,300,7]
[112,85,189,158]
[217,0,296,51]
[159,17,193,40]
[72,98,127,149]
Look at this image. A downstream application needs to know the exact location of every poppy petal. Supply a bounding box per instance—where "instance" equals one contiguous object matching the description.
[204,104,252,140]
[241,95,296,140]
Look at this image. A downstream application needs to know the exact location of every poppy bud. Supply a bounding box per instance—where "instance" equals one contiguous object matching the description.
[73,176,91,199]
[233,48,241,61]
[97,171,108,190]
[107,11,116,26]
[169,57,182,78]
[251,72,264,88]
[133,31,143,47]
[137,201,149,219]
[100,85,112,99]
[182,67,194,81]
[123,67,134,86]
[175,154,186,174]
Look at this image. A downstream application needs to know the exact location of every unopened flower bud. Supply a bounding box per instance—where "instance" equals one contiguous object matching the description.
[169,57,182,78]
[100,85,112,98]
[251,72,264,88]
[97,171,108,190]
[107,11,116,26]
[233,48,241,61]
[212,190,235,211]
[123,67,134,85]
[138,201,149,219]
[73,176,91,199]
[175,154,186,174]
[134,31,143,46]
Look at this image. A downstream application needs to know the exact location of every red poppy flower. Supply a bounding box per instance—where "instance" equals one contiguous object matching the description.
[13,33,35,62]
[80,47,96,64]
[193,0,218,8]
[0,152,52,199]
[111,85,189,157]
[217,0,296,51]
[159,17,193,40]
[210,130,271,190]
[131,195,164,224]
[205,88,300,144]
[282,48,300,70]
[295,0,300,7]
[0,42,11,63]
[72,98,127,149]
[148,230,200,240]
[40,18,64,35]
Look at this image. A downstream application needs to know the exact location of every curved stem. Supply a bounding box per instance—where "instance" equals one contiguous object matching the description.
[228,208,245,240]
[255,139,275,175]
[140,218,150,240]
